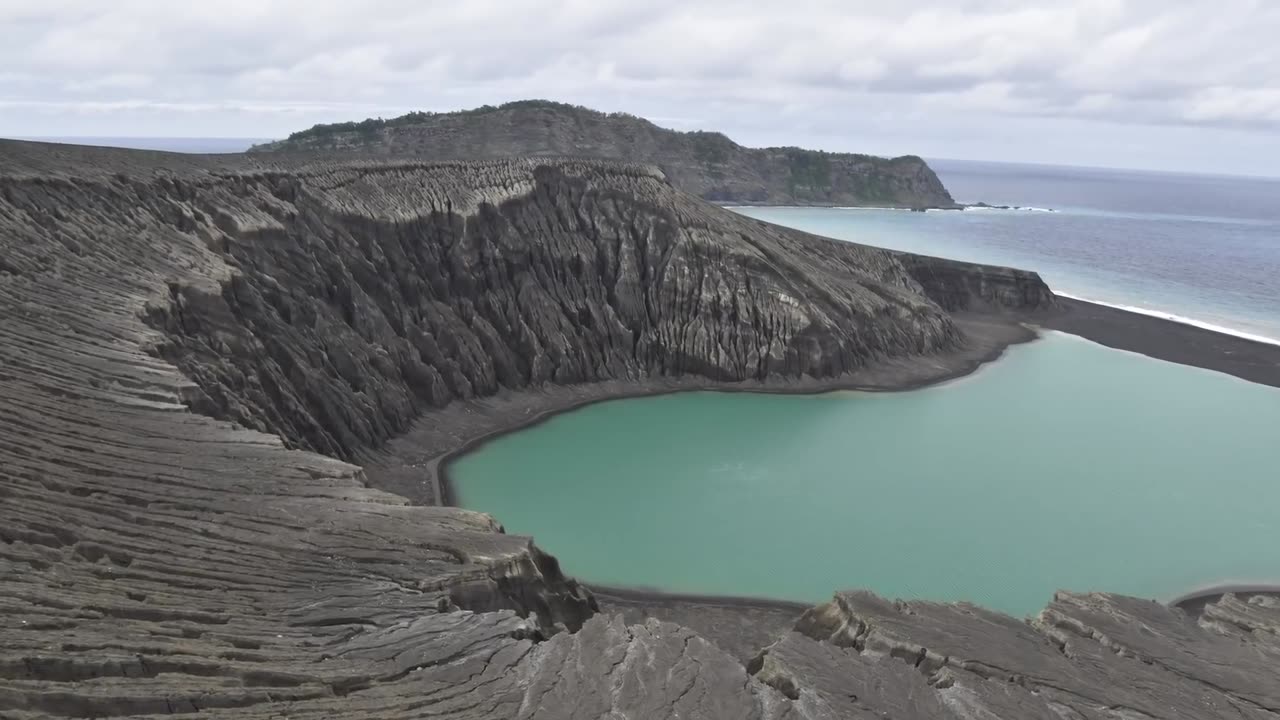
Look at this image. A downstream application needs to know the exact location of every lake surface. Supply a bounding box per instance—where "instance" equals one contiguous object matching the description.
[452,333,1280,617]
[734,160,1280,343]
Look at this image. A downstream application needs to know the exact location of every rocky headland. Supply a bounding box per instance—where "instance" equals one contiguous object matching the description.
[3,139,1280,718]
[248,100,957,209]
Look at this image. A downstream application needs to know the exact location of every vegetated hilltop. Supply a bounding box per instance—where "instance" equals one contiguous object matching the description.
[251,99,957,208]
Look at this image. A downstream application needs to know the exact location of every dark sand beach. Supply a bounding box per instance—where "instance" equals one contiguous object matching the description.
[1042,297,1280,389]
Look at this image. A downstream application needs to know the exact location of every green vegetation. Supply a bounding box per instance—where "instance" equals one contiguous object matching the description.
[251,99,952,208]
[689,131,734,165]
[277,100,645,146]
[785,150,833,196]
[857,173,892,202]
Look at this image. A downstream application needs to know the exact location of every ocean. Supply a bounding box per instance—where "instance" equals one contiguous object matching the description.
[735,159,1280,344]
[452,158,1280,614]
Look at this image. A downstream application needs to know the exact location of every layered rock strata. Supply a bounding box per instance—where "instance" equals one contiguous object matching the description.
[4,140,1274,719]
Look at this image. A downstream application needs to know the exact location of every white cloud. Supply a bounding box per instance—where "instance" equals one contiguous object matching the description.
[0,0,1275,173]
[1182,87,1280,125]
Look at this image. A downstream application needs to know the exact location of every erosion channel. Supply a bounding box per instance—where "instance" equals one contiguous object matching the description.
[3,140,1279,719]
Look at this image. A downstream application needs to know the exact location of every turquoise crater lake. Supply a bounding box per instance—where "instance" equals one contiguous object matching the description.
[451,333,1280,617]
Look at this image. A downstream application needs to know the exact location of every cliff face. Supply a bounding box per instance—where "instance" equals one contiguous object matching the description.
[895,253,1061,312]
[140,158,981,463]
[250,100,957,209]
[16,141,1278,720]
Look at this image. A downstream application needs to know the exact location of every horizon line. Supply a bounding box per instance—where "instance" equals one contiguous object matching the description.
[4,134,1278,182]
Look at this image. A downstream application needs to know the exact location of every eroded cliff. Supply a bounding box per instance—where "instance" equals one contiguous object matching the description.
[138,156,986,462]
[4,140,1276,720]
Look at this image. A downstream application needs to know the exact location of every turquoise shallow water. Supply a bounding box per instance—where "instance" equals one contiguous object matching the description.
[451,333,1280,617]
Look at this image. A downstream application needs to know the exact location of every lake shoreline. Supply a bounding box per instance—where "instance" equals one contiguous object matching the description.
[374,313,1038,507]
[409,297,1280,510]
[366,294,1280,509]
[360,298,1280,642]
[1040,297,1280,389]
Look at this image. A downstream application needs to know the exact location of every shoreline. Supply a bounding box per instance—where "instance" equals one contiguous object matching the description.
[715,200,962,211]
[1041,297,1280,389]
[360,299,1280,634]
[1054,292,1280,348]
[421,314,1036,507]
[427,296,1280,508]
[1170,583,1280,617]
[588,584,815,611]
[722,201,1055,213]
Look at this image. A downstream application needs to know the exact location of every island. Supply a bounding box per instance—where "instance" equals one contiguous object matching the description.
[2,138,1279,719]
[249,99,958,209]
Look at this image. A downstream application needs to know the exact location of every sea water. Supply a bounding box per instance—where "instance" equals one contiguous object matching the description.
[733,159,1280,343]
[451,333,1280,617]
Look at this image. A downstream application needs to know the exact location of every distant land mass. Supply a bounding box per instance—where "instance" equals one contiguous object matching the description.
[249,99,957,209]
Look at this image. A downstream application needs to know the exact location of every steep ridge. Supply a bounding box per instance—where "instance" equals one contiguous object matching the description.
[249,100,957,208]
[138,156,986,462]
[4,140,1277,719]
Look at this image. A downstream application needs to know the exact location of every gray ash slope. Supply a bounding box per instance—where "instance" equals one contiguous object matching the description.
[2,139,1279,719]
[250,100,956,208]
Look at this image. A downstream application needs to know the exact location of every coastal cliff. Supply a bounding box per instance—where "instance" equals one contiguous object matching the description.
[896,253,1061,312]
[5,140,1278,719]
[249,100,957,209]
[140,156,999,462]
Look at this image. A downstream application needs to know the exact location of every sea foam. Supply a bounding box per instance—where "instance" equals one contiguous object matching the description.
[959,205,1057,213]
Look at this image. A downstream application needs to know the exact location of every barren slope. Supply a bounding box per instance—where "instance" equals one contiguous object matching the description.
[3,140,1277,719]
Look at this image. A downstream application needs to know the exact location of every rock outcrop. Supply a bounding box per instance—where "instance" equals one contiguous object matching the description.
[250,100,957,208]
[5,139,1275,719]
[135,154,1010,462]
[897,253,1061,312]
[753,590,1280,719]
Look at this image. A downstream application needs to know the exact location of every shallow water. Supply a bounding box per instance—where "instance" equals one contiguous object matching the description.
[451,333,1280,617]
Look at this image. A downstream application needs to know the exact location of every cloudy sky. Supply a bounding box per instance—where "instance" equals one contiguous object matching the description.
[2,0,1277,175]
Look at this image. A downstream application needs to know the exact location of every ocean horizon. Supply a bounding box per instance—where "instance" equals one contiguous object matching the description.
[736,158,1280,346]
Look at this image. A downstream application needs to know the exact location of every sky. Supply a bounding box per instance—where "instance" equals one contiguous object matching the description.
[1,1,1277,176]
